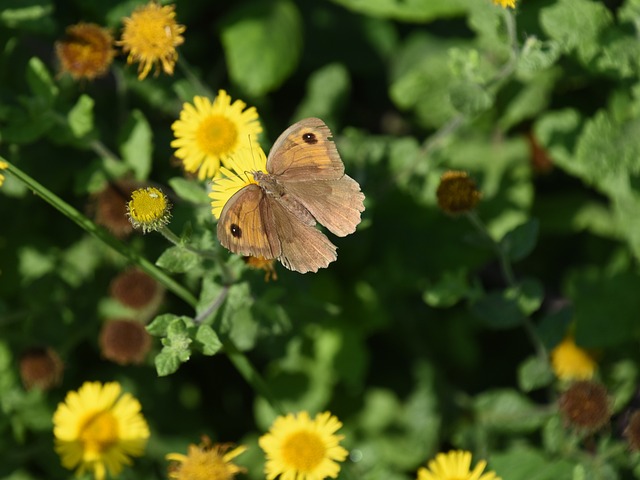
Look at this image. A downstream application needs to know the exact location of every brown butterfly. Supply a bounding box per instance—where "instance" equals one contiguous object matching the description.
[216,118,365,273]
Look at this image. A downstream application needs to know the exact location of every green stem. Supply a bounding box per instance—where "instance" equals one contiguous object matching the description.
[177,56,215,98]
[3,159,280,414]
[5,160,197,306]
[465,211,547,359]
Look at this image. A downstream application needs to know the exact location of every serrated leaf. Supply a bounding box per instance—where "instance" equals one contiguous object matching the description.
[471,290,524,329]
[147,313,182,336]
[195,324,223,356]
[154,350,182,376]
[119,110,152,181]
[156,246,200,273]
[474,389,550,432]
[329,0,469,23]
[169,177,210,204]
[220,0,302,96]
[540,0,613,64]
[25,57,58,106]
[517,38,561,77]
[67,94,94,139]
[501,218,539,261]
[518,356,554,392]
[449,81,492,116]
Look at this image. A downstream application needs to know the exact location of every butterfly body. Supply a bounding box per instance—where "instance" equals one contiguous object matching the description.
[217,118,365,273]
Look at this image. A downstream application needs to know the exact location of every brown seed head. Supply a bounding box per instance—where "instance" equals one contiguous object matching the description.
[99,319,152,365]
[436,170,481,215]
[558,380,611,432]
[19,347,64,390]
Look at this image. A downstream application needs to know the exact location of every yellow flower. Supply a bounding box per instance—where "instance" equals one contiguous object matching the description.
[244,256,278,281]
[118,2,185,80]
[417,450,500,480]
[550,335,597,381]
[53,381,150,480]
[209,145,268,220]
[126,187,172,233]
[492,0,516,8]
[172,91,263,180]
[259,411,349,480]
[55,23,115,80]
[0,160,7,187]
[436,170,481,215]
[167,436,246,480]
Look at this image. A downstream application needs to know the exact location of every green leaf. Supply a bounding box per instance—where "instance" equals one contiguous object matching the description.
[490,446,575,480]
[471,290,525,329]
[119,110,152,181]
[293,63,351,125]
[169,177,210,204]
[220,0,303,96]
[154,350,182,377]
[536,305,573,350]
[517,38,561,77]
[518,356,554,392]
[195,324,223,356]
[328,0,469,23]
[220,282,257,351]
[568,266,640,347]
[608,360,638,413]
[449,81,492,116]
[474,389,550,433]
[147,313,183,336]
[423,269,471,308]
[515,277,544,316]
[540,0,613,64]
[156,246,200,273]
[0,0,55,32]
[67,94,95,139]
[500,69,558,131]
[501,218,539,261]
[25,57,58,106]
[154,317,194,376]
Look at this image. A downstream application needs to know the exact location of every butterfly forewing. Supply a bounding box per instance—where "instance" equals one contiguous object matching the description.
[269,199,337,273]
[217,185,281,259]
[267,118,344,180]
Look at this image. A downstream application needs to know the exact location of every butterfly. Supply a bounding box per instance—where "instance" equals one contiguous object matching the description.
[216,118,365,273]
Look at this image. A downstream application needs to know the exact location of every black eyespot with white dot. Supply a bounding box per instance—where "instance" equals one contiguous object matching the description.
[302,132,317,144]
[230,223,242,238]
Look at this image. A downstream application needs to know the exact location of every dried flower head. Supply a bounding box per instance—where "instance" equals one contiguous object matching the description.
[127,187,172,233]
[19,346,64,390]
[624,410,640,451]
[526,132,554,174]
[436,170,482,215]
[167,436,247,480]
[118,2,185,80]
[559,381,611,432]
[91,181,139,238]
[244,256,278,281]
[99,319,152,366]
[55,23,116,80]
[110,268,164,310]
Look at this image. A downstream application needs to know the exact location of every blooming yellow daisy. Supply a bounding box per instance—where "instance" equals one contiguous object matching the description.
[126,187,172,233]
[172,91,263,180]
[209,145,268,220]
[0,160,8,187]
[117,2,185,80]
[550,335,597,381]
[417,450,501,480]
[259,411,349,480]
[53,381,150,480]
[492,0,516,8]
[167,436,246,480]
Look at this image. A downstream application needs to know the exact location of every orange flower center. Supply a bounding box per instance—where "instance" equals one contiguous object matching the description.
[281,430,325,472]
[197,115,238,156]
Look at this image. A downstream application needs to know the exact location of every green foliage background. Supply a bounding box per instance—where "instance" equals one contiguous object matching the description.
[1,0,640,478]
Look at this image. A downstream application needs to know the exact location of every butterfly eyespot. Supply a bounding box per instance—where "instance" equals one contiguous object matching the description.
[302,132,317,145]
[230,223,242,238]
